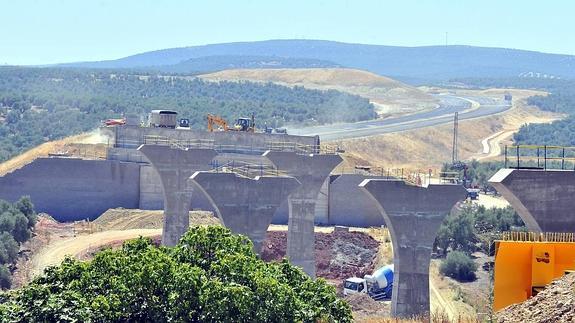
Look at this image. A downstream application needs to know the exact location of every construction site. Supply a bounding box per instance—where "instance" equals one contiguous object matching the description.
[2,100,575,322]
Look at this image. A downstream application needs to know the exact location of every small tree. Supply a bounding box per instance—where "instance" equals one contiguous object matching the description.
[440,251,478,282]
[0,265,11,289]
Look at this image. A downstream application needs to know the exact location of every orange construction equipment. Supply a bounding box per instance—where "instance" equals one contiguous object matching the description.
[207,114,255,133]
[493,232,575,312]
[207,114,229,132]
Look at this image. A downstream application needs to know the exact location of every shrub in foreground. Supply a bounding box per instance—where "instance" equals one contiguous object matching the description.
[0,226,352,322]
[439,251,478,282]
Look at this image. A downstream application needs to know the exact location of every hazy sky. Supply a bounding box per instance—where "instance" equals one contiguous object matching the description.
[2,0,574,65]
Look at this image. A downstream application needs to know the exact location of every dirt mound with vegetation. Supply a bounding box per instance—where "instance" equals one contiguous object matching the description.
[496,273,575,322]
[92,208,219,230]
[260,230,379,280]
[200,68,437,116]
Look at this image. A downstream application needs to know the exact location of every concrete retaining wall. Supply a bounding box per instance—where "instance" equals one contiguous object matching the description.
[328,174,386,227]
[0,158,140,221]
[114,125,320,152]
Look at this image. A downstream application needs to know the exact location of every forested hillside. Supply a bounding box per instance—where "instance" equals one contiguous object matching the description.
[157,55,340,73]
[59,39,575,80]
[0,67,374,162]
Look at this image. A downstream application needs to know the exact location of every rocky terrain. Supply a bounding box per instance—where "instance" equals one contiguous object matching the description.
[497,273,575,322]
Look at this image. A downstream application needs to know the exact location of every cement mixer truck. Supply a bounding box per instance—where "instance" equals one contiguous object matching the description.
[343,264,394,301]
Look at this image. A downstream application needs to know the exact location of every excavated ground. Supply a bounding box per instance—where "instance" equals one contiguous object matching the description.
[260,230,380,280]
[497,273,575,322]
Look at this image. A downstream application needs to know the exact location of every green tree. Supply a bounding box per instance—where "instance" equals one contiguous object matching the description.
[0,265,11,289]
[11,213,29,243]
[0,233,18,265]
[0,226,352,322]
[15,197,36,229]
[440,251,478,282]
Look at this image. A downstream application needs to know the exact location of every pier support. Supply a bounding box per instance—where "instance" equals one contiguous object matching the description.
[138,145,217,246]
[360,180,466,318]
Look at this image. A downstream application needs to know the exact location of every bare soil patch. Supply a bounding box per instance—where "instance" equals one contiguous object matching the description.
[200,68,438,116]
[260,230,380,281]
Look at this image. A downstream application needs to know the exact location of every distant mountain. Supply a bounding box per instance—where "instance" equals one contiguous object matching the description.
[155,55,340,73]
[59,39,575,80]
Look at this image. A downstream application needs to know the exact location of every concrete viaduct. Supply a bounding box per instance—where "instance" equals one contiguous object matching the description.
[0,125,471,319]
[490,168,575,233]
[137,141,466,319]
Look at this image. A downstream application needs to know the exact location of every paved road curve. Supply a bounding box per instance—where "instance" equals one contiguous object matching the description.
[287,95,511,141]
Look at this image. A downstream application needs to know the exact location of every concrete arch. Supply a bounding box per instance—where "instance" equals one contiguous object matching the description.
[188,171,300,254]
[489,168,575,233]
[137,145,217,246]
[359,179,467,319]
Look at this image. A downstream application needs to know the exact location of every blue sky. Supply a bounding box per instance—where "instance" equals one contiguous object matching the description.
[1,0,573,65]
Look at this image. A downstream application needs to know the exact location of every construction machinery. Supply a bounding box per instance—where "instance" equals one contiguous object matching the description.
[343,264,394,301]
[207,114,256,132]
[104,118,125,126]
[149,110,178,128]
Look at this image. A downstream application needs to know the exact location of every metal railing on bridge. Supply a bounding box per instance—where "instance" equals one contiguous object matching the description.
[504,145,575,170]
[138,135,338,155]
[208,160,287,179]
[336,165,436,187]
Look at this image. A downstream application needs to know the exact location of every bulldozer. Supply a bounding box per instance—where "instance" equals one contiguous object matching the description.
[207,114,255,133]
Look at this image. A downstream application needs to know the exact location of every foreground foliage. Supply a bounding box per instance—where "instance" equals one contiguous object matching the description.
[0,197,36,289]
[440,251,478,282]
[0,226,352,322]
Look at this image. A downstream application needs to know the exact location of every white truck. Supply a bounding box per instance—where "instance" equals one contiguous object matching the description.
[343,264,394,301]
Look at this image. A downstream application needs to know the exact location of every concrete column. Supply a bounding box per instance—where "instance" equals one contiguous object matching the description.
[138,145,217,246]
[360,179,466,319]
[264,151,342,277]
[189,172,300,253]
[490,169,575,232]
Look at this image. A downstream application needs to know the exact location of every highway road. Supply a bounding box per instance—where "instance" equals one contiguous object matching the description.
[287,95,511,141]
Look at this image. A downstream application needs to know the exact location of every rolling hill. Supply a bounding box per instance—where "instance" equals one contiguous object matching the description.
[156,55,340,73]
[58,39,575,80]
[199,68,437,115]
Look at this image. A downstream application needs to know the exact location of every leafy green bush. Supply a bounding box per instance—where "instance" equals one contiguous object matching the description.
[0,226,352,322]
[0,265,10,290]
[440,251,478,282]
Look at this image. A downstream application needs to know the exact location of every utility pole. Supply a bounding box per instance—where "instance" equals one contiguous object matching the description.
[452,112,459,164]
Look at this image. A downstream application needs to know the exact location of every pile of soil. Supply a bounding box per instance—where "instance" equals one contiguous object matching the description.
[260,230,379,280]
[345,293,391,320]
[496,273,575,322]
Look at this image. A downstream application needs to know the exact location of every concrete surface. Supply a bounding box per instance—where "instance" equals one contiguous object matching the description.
[264,151,342,277]
[328,174,387,227]
[189,172,300,253]
[138,145,217,246]
[0,157,140,221]
[490,169,575,232]
[360,179,467,318]
[115,125,319,153]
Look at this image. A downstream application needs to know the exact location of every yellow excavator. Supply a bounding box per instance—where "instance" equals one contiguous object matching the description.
[207,114,255,132]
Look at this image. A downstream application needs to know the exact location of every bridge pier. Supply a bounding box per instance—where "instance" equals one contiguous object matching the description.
[490,168,575,232]
[189,172,300,254]
[264,151,342,277]
[360,179,466,319]
[138,145,217,246]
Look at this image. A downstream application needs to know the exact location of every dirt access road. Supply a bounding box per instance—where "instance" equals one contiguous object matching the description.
[29,229,161,277]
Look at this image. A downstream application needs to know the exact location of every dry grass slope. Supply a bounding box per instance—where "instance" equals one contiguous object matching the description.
[199,68,438,116]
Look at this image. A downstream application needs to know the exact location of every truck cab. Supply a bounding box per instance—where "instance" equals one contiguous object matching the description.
[344,264,394,300]
[343,277,367,296]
